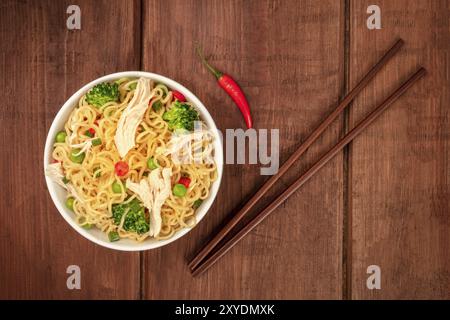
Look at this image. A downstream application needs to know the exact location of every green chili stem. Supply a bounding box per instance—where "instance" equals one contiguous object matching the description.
[196,45,223,80]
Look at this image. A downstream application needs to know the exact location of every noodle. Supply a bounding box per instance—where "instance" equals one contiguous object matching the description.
[50,77,217,242]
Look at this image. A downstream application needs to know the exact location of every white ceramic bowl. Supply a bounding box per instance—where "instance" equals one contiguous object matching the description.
[44,71,223,251]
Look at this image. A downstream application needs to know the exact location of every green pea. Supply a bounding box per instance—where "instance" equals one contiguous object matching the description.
[193,199,203,209]
[152,100,162,112]
[112,181,124,193]
[108,231,120,242]
[82,223,93,229]
[70,149,85,164]
[92,138,102,146]
[147,157,158,170]
[55,131,67,143]
[173,183,187,197]
[65,197,75,211]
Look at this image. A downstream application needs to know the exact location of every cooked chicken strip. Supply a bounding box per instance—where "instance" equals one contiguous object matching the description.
[115,77,154,158]
[125,167,172,237]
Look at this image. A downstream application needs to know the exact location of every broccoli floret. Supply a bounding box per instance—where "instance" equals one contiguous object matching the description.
[86,82,119,107]
[112,198,149,234]
[162,101,200,131]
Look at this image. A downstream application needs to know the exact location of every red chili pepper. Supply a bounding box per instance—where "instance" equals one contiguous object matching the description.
[88,128,95,136]
[114,161,129,177]
[172,90,186,102]
[196,46,253,128]
[178,177,191,188]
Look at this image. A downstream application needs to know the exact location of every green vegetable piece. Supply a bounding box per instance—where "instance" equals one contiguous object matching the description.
[112,198,149,234]
[70,149,85,164]
[112,181,124,193]
[129,82,137,90]
[162,101,199,131]
[193,199,203,209]
[82,223,93,229]
[152,100,162,112]
[156,83,168,98]
[108,231,120,242]
[93,167,101,178]
[55,131,67,143]
[86,82,119,107]
[173,183,187,197]
[66,197,75,211]
[147,157,158,170]
[92,138,102,146]
[62,176,70,184]
[85,129,94,138]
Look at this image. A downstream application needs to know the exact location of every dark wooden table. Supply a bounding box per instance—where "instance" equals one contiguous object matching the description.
[1,0,449,299]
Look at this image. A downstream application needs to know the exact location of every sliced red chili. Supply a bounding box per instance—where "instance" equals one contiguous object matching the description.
[172,90,186,102]
[178,176,191,188]
[114,161,129,177]
[85,128,95,137]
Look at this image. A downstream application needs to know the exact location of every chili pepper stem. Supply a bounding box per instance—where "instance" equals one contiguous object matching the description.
[196,44,253,128]
[196,46,223,79]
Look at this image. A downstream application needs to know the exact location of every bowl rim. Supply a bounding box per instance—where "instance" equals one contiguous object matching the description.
[43,71,223,251]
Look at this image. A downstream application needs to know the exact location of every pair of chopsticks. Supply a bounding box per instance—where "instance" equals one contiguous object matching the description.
[189,39,426,277]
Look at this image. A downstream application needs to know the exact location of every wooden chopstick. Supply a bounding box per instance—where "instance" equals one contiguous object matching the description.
[188,39,405,271]
[192,67,427,277]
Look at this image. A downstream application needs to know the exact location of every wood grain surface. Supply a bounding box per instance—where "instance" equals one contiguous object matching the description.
[142,0,344,299]
[348,0,450,299]
[0,0,448,299]
[0,0,141,299]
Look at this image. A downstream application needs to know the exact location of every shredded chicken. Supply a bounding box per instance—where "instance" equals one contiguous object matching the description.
[126,167,172,237]
[68,116,80,145]
[115,77,154,158]
[66,112,95,156]
[45,162,66,188]
[162,130,215,164]
[70,139,94,157]
[45,162,84,203]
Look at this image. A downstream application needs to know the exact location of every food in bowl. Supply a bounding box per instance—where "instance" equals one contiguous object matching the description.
[45,76,218,243]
